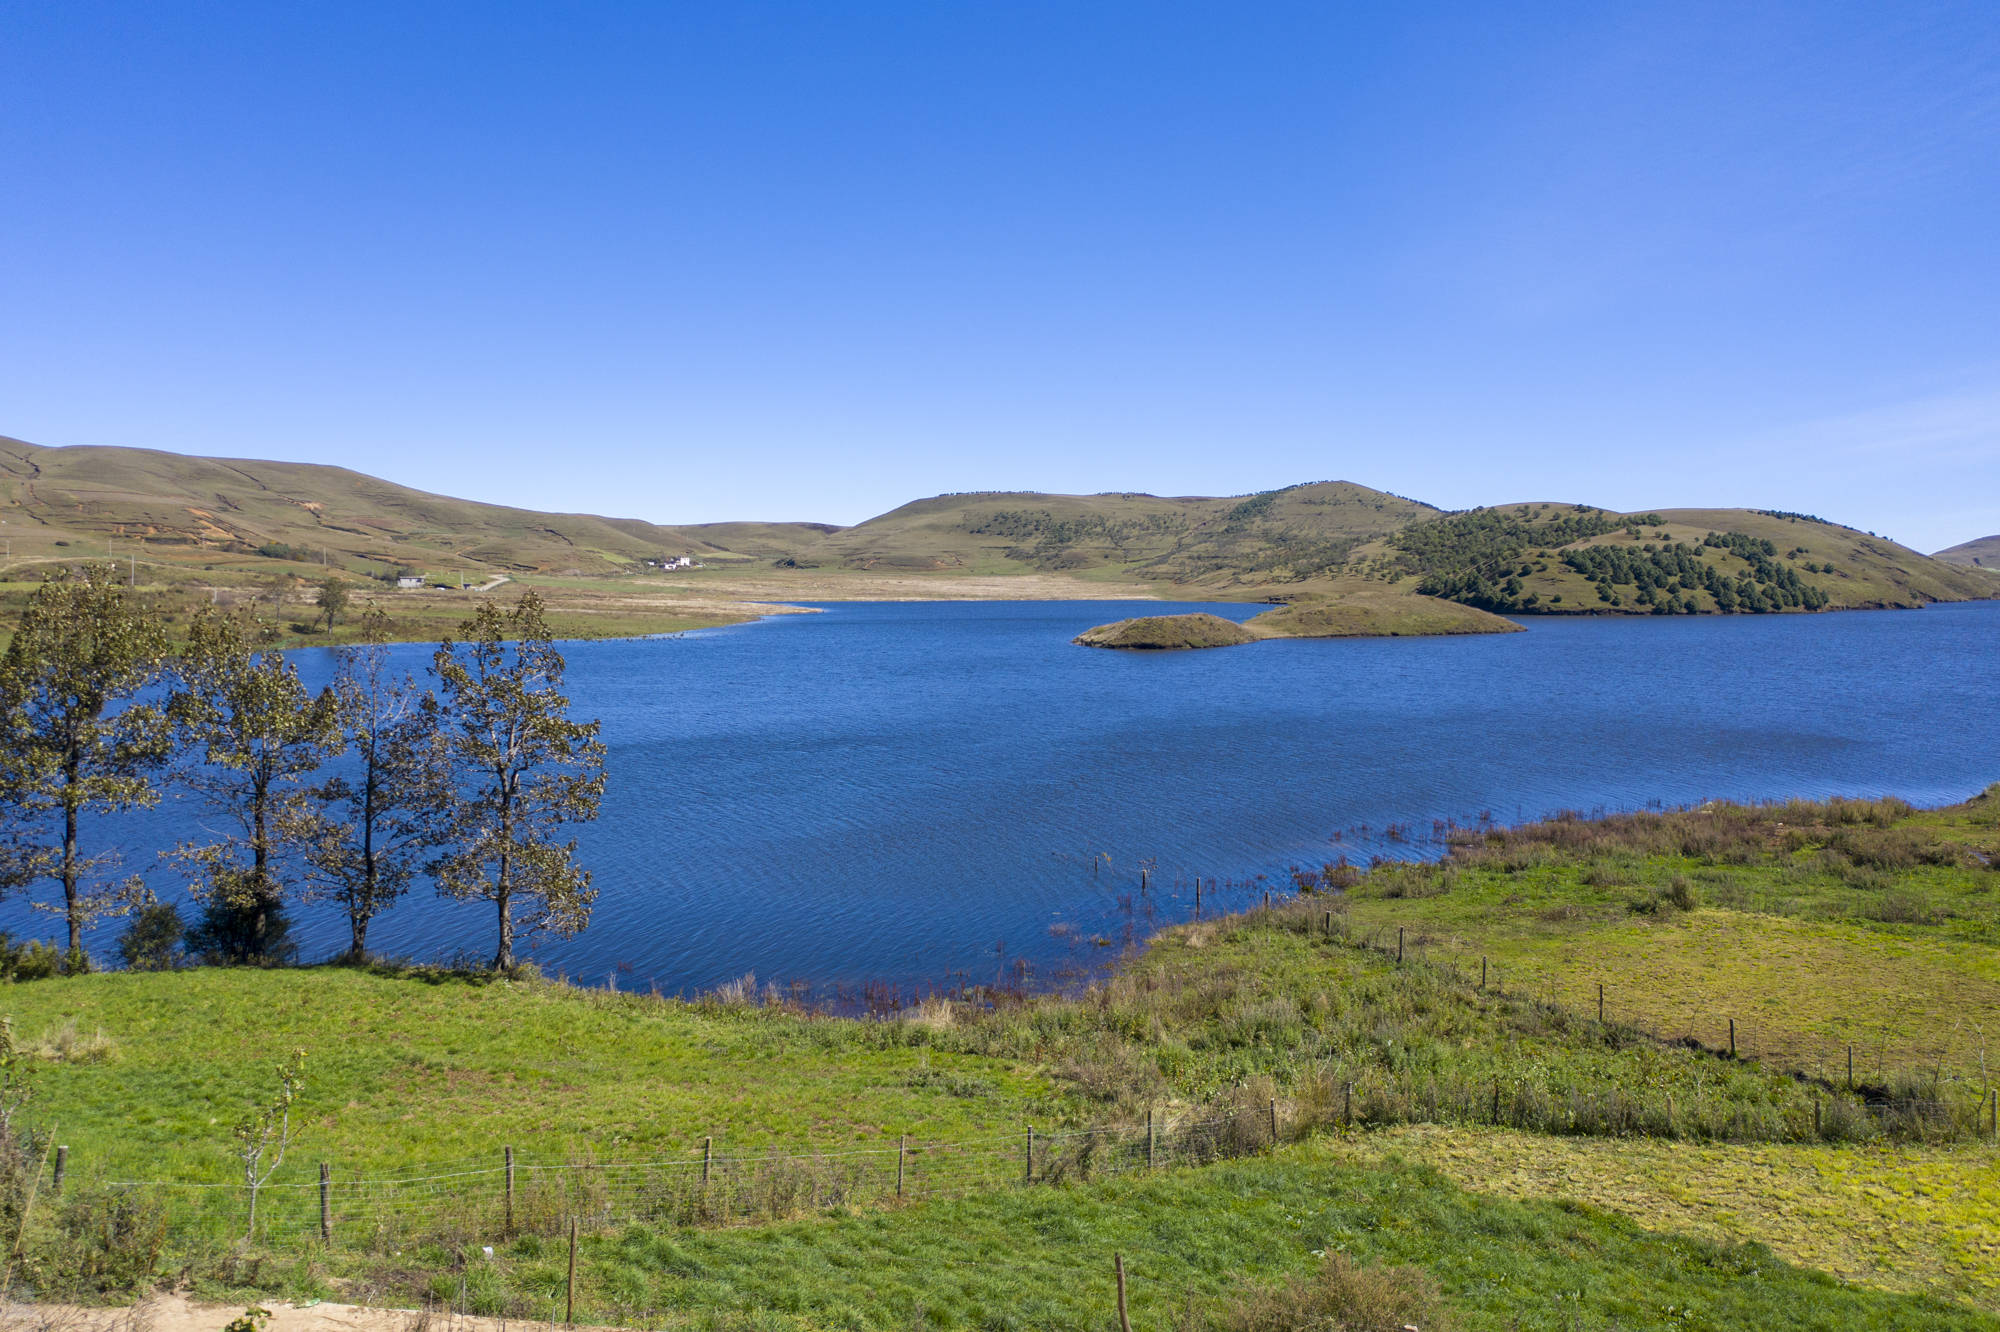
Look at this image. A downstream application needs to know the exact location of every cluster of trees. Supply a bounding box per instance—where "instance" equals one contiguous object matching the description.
[1396,506,1665,588]
[0,567,604,975]
[1562,538,1828,613]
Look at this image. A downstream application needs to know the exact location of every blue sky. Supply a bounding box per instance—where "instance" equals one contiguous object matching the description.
[3,2,1997,550]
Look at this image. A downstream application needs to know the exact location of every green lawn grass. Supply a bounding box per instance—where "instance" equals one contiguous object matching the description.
[282,1140,1998,1330]
[9,968,1059,1186]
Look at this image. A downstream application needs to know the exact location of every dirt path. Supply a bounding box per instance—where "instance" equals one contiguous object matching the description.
[4,1294,615,1332]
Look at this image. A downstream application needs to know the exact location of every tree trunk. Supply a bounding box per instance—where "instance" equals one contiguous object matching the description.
[251,772,271,946]
[355,736,378,960]
[493,849,513,971]
[62,788,81,957]
[493,765,515,971]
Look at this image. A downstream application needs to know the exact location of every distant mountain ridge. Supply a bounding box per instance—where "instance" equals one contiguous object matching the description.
[1,434,1991,619]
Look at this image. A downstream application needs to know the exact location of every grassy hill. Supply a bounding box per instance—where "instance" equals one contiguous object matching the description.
[1342,502,1994,618]
[1,436,1990,647]
[1936,534,2000,571]
[0,436,832,578]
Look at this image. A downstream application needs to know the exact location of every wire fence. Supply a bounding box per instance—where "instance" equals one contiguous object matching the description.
[62,1107,1287,1255]
[1340,912,1997,1098]
[26,900,2000,1262]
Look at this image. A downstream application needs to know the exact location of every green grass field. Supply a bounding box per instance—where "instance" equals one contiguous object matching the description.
[9,789,2000,1324]
[1341,788,2000,1089]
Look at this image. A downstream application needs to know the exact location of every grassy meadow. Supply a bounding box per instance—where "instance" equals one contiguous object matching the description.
[10,787,2000,1325]
[1340,787,2000,1090]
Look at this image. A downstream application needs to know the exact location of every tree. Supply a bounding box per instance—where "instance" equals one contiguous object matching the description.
[233,1048,305,1242]
[430,590,605,970]
[316,577,350,634]
[0,565,171,963]
[118,901,185,971]
[167,609,342,963]
[282,639,448,959]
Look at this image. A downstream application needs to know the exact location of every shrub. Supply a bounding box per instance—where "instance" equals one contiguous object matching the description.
[185,896,299,967]
[118,902,185,971]
[1217,1251,1453,1332]
[0,935,65,981]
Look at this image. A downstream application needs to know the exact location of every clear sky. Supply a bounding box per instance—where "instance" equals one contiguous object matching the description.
[4,2,1997,550]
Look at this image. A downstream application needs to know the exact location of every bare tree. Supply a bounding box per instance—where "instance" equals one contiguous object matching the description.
[430,590,605,970]
[234,1048,306,1242]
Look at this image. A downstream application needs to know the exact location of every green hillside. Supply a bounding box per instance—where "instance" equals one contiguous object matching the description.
[1935,534,2000,571]
[1347,502,1994,618]
[0,436,832,578]
[1,436,1989,641]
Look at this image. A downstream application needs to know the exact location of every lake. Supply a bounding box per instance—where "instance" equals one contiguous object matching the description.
[12,598,2000,994]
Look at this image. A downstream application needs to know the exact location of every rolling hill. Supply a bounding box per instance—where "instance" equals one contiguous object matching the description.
[0,435,832,577]
[1,435,1990,633]
[1935,534,2000,571]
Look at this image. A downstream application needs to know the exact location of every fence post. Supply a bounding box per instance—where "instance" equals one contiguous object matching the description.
[897,1135,907,1200]
[1597,983,1605,1024]
[1194,879,1201,916]
[319,1162,331,1245]
[1024,1127,1034,1184]
[52,1145,67,1195]
[505,1146,516,1233]
[1480,956,1487,990]
[1115,1253,1132,1332]
[1728,1017,1736,1059]
[565,1217,578,1326]
[702,1135,713,1187]
[1146,1108,1156,1169]
[1396,926,1404,964]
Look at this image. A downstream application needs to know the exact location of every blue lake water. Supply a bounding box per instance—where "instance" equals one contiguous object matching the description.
[11,599,2000,994]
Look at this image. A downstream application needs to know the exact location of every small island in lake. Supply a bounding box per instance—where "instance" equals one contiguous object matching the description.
[1073,612,1259,650]
[1076,589,1521,650]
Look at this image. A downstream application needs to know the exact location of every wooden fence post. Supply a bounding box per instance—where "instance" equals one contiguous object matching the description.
[1115,1254,1132,1332]
[319,1163,331,1245]
[702,1135,713,1187]
[505,1146,515,1233]
[1194,879,1201,916]
[1268,1098,1279,1148]
[1728,1017,1736,1059]
[51,1145,67,1195]
[897,1135,907,1200]
[1397,927,1404,964]
[1024,1127,1034,1184]
[565,1217,578,1326]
